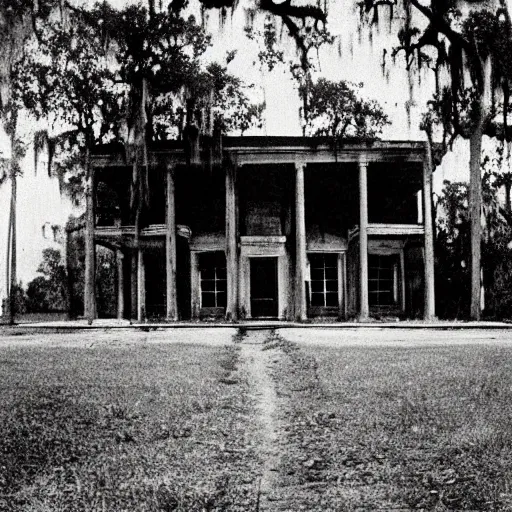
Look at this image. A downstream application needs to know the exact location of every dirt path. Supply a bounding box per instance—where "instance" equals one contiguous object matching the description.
[238,330,282,510]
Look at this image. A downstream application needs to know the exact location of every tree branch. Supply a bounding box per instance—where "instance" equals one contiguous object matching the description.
[259,0,326,25]
[280,15,309,70]
[408,0,469,52]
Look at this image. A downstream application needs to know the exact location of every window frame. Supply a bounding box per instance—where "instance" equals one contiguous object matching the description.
[199,252,227,310]
[307,252,342,314]
[367,249,405,311]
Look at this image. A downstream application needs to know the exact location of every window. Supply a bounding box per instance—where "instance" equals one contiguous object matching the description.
[368,254,400,308]
[199,252,227,308]
[309,253,338,308]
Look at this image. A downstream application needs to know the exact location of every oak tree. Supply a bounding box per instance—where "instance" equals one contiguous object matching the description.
[14,13,122,323]
[305,77,389,148]
[364,0,512,319]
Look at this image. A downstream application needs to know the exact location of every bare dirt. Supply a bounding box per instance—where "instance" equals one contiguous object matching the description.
[238,330,283,510]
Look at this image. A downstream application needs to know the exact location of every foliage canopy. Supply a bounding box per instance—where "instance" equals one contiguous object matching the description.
[305,78,390,145]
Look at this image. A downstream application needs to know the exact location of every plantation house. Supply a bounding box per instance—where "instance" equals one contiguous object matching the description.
[92,136,435,321]
[0,2,476,314]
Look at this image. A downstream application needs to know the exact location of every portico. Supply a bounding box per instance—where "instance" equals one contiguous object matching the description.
[92,136,434,321]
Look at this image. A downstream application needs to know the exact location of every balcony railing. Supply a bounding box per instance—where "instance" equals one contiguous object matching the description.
[348,223,425,242]
[95,224,167,237]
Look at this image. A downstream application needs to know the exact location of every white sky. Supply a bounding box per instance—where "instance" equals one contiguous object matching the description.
[2,0,511,148]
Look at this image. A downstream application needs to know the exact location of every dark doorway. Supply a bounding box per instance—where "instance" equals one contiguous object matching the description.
[145,247,166,319]
[250,257,278,318]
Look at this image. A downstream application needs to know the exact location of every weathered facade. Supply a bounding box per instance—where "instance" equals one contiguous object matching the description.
[92,136,435,321]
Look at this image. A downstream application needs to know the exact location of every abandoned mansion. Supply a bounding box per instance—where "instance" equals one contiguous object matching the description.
[92,136,435,322]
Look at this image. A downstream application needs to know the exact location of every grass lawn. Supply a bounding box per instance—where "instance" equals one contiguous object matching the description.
[271,336,512,511]
[0,335,259,511]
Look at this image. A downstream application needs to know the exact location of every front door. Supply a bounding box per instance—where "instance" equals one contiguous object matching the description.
[250,257,278,318]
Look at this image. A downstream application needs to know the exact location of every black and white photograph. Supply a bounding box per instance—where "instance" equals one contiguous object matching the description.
[2,0,512,509]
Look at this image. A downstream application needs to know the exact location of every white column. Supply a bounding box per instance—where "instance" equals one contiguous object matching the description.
[190,252,201,320]
[423,141,436,320]
[137,248,145,322]
[130,251,137,319]
[116,250,124,320]
[166,166,178,320]
[225,162,238,321]
[417,190,424,224]
[359,160,369,321]
[295,161,307,321]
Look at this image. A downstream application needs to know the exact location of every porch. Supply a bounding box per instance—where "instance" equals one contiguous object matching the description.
[91,136,434,322]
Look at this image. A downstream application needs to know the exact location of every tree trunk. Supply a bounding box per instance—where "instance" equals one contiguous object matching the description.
[5,196,11,318]
[6,175,15,324]
[9,175,16,325]
[7,131,17,325]
[505,183,511,214]
[469,121,483,321]
[84,145,96,324]
[469,54,492,321]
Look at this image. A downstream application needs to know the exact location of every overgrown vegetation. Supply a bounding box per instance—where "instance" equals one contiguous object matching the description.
[305,78,390,148]
[24,248,68,313]
[435,152,512,319]
[9,241,118,319]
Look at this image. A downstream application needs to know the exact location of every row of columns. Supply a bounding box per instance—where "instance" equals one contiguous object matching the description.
[107,164,178,322]
[357,159,436,321]
[162,160,239,321]
[221,160,309,321]
[135,157,435,322]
